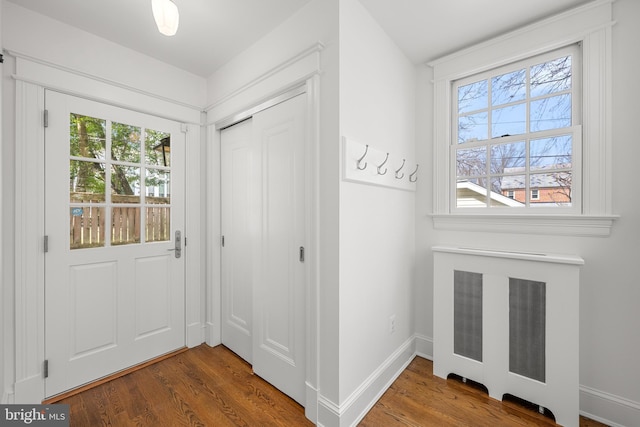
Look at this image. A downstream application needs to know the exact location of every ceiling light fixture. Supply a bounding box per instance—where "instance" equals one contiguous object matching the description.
[152,0,179,36]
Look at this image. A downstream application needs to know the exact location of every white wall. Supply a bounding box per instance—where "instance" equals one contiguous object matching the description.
[414,0,640,425]
[338,0,416,419]
[206,0,337,109]
[2,1,206,109]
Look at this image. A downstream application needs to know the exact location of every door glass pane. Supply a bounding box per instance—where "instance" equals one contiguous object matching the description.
[70,114,106,159]
[111,165,141,203]
[112,206,141,245]
[111,122,141,163]
[146,206,170,242]
[146,169,170,243]
[145,129,171,167]
[146,169,171,200]
[70,160,106,201]
[70,206,105,249]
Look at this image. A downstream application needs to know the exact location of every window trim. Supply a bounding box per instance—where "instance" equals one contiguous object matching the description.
[429,0,617,236]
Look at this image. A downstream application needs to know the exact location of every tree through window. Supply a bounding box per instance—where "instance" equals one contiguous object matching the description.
[452,45,580,210]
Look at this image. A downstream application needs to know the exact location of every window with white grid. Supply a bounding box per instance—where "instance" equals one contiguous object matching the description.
[451,45,581,212]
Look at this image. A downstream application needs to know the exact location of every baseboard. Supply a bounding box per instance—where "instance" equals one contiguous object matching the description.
[13,374,44,404]
[317,394,340,427]
[317,335,416,427]
[2,390,15,405]
[414,333,433,360]
[205,321,220,347]
[580,385,640,427]
[305,381,319,424]
[186,322,205,348]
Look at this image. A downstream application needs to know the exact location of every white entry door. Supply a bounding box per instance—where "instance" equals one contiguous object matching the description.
[221,93,307,405]
[44,91,186,397]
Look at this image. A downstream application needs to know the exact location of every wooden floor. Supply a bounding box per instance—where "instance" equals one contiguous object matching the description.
[60,344,608,427]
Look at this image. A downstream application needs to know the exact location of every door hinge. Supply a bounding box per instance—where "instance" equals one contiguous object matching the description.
[43,360,49,378]
[299,246,305,263]
[184,237,187,247]
[44,235,49,253]
[221,235,225,247]
[44,109,49,128]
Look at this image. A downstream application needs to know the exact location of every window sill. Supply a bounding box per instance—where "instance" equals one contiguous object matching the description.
[430,213,618,237]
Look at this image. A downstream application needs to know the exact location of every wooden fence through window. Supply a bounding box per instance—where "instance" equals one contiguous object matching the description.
[70,193,170,249]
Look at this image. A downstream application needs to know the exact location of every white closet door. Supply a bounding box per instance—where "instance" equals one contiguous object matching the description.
[221,119,255,363]
[251,94,307,405]
[220,93,307,405]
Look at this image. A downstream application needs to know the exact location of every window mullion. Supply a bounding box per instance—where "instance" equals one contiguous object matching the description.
[141,127,147,244]
[486,78,492,207]
[106,120,113,247]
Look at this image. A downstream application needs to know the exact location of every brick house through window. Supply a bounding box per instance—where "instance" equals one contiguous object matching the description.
[499,168,572,205]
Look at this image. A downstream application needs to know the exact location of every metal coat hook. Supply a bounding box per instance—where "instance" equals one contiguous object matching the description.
[356,145,369,170]
[395,159,406,179]
[377,153,389,175]
[409,164,419,182]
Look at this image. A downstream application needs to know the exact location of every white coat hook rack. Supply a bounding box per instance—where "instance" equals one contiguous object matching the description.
[342,137,416,192]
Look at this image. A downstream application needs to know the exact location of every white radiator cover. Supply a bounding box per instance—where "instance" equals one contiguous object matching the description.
[433,246,583,427]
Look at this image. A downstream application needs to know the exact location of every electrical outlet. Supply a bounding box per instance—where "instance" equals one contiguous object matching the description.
[389,315,396,334]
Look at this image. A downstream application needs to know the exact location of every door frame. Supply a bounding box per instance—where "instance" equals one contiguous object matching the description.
[207,70,321,421]
[10,58,204,403]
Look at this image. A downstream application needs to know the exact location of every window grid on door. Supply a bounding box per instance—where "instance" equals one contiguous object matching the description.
[69,113,172,249]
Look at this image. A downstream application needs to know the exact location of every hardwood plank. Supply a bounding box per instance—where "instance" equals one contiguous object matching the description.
[60,345,608,427]
[44,347,188,404]
[360,356,609,427]
[61,345,311,427]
